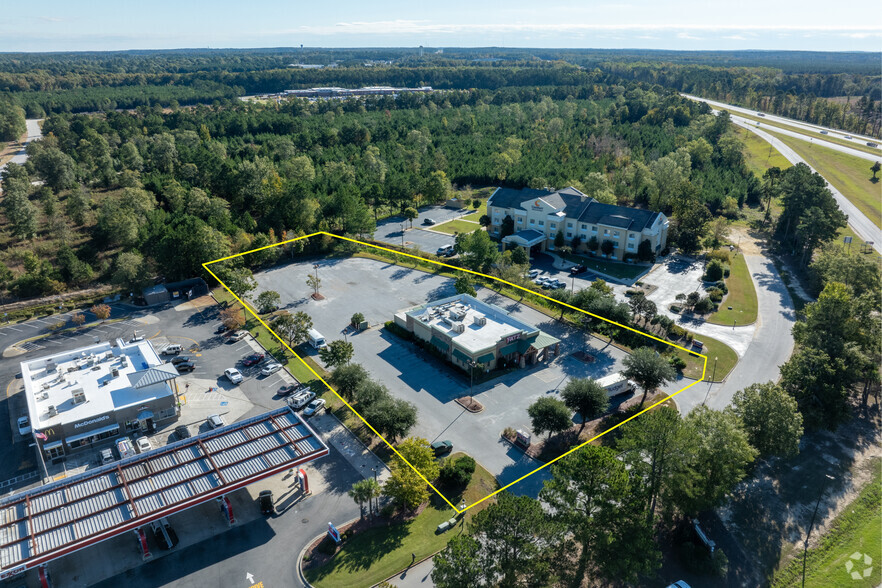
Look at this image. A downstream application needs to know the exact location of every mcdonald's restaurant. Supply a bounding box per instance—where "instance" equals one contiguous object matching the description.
[21,338,180,462]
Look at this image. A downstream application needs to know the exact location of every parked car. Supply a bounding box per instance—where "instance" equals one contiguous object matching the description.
[527,269,540,279]
[549,279,566,290]
[242,353,265,367]
[17,416,30,436]
[174,361,196,373]
[170,355,191,365]
[161,344,183,355]
[99,448,115,465]
[230,330,249,342]
[533,276,550,286]
[174,425,191,440]
[422,218,436,226]
[431,440,453,456]
[224,368,243,384]
[288,389,316,409]
[569,264,587,275]
[258,490,274,515]
[260,363,283,377]
[207,414,225,429]
[436,244,454,256]
[277,383,302,397]
[135,437,152,453]
[116,437,136,459]
[215,325,228,335]
[302,398,326,417]
[174,361,196,374]
[665,582,691,588]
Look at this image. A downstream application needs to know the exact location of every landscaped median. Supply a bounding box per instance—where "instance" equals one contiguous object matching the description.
[302,452,498,588]
[708,251,758,326]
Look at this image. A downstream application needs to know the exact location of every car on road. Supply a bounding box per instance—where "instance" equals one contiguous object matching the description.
[422,218,436,226]
[174,361,196,373]
[258,490,274,516]
[17,416,30,436]
[170,355,191,365]
[431,440,453,456]
[242,353,265,366]
[569,264,587,275]
[287,389,316,409]
[527,269,540,279]
[302,398,326,417]
[260,363,283,377]
[756,112,765,117]
[868,142,879,148]
[174,425,191,440]
[844,135,852,139]
[230,330,249,342]
[277,383,302,397]
[820,130,828,134]
[135,437,152,453]
[207,414,225,429]
[224,368,244,384]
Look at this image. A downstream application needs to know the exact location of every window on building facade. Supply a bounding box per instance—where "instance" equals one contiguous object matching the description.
[529,219,535,225]
[592,226,597,232]
[567,222,573,228]
[581,223,587,230]
[613,231,619,238]
[517,218,523,224]
[628,243,635,250]
[629,233,636,240]
[44,445,63,459]
[550,223,556,229]
[613,242,619,248]
[538,220,544,226]
[566,232,572,238]
[604,229,609,236]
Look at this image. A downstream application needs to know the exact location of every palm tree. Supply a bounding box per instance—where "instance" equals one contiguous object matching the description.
[364,478,381,517]
[348,479,375,519]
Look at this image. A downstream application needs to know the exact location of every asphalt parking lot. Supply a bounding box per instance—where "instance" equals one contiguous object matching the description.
[373,204,463,253]
[253,256,682,497]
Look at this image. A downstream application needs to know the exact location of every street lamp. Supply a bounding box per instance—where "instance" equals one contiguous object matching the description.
[712,357,717,382]
[468,360,477,399]
[803,474,835,588]
[400,223,405,247]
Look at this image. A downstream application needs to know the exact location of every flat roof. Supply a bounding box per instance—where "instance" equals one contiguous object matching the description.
[21,340,173,430]
[0,407,328,576]
[405,294,539,355]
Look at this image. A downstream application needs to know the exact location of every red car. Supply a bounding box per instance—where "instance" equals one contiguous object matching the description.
[242,353,265,367]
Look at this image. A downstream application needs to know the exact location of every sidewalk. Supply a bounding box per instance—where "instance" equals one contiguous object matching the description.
[308,411,391,484]
[380,556,436,588]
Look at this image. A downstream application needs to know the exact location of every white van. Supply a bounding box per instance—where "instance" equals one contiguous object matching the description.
[162,344,183,355]
[308,329,326,349]
[594,372,637,398]
[116,437,136,459]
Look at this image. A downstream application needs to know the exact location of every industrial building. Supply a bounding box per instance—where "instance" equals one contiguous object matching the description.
[20,339,180,462]
[394,294,560,372]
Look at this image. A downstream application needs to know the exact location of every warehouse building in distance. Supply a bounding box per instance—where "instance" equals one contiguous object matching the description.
[21,339,180,462]
[394,294,560,372]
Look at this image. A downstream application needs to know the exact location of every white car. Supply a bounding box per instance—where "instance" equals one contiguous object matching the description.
[260,363,282,377]
[230,330,249,342]
[287,389,316,410]
[207,414,225,429]
[135,437,152,453]
[17,416,30,436]
[302,398,326,417]
[527,269,540,279]
[224,368,243,384]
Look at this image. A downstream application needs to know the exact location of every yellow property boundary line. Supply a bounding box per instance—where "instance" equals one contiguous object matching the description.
[203,231,707,514]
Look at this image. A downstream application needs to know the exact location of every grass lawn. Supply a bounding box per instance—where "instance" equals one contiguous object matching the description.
[707,252,759,326]
[460,200,487,221]
[772,460,881,588]
[305,453,499,588]
[561,252,650,280]
[669,333,736,382]
[432,218,482,235]
[734,125,792,179]
[765,128,882,229]
[735,111,882,157]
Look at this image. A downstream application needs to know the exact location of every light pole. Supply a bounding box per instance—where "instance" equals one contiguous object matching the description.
[712,357,717,382]
[400,223,405,247]
[468,360,476,398]
[802,473,835,588]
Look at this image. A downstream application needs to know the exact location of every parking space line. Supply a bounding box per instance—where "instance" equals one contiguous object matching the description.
[5,326,22,332]
[20,323,41,329]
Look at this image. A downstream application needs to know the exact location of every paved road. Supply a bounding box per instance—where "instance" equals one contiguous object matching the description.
[682,94,881,152]
[677,243,796,413]
[731,118,882,254]
[0,118,42,183]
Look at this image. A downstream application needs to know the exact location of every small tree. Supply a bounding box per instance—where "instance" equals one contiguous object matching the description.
[71,312,86,327]
[290,311,313,346]
[601,239,615,257]
[871,161,880,181]
[363,397,418,441]
[350,312,365,328]
[527,397,572,439]
[90,304,111,321]
[704,259,724,282]
[472,198,481,209]
[382,438,439,511]
[306,274,321,297]
[255,290,280,314]
[454,275,477,297]
[511,246,528,266]
[554,231,566,249]
[637,239,654,262]
[354,380,390,407]
[479,214,491,227]
[318,340,354,368]
[561,378,610,432]
[404,206,418,228]
[331,363,369,400]
[732,382,804,458]
[500,215,515,238]
[349,478,375,519]
[686,291,701,310]
[623,347,677,406]
[221,306,246,331]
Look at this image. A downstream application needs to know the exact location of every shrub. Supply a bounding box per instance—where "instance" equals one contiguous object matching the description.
[723,267,730,278]
[670,305,682,313]
[694,296,715,314]
[502,426,516,439]
[704,259,724,282]
[706,249,731,264]
[669,324,687,340]
[317,537,338,555]
[380,503,396,518]
[714,280,728,294]
[438,456,477,488]
[707,288,724,302]
[669,355,687,371]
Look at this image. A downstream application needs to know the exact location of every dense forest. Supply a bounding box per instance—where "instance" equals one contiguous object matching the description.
[0,82,766,300]
[0,49,878,135]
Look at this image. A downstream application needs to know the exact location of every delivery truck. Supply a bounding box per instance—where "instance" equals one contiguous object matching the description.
[595,372,637,397]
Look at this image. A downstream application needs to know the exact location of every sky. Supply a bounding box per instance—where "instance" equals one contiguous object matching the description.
[2,0,880,53]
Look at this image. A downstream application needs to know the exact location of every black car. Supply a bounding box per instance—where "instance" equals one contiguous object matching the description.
[175,361,196,373]
[174,425,191,440]
[569,265,587,275]
[277,383,302,397]
[170,356,191,365]
[258,490,274,515]
[215,325,228,335]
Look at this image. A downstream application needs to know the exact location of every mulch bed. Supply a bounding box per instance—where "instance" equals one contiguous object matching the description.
[311,293,325,300]
[455,396,484,413]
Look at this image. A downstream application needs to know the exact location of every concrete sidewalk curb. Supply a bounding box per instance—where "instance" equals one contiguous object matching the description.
[296,516,361,588]
[372,549,444,588]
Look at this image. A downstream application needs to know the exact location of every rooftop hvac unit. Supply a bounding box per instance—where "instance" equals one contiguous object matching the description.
[452,322,465,333]
[72,388,86,405]
[47,405,57,417]
[120,356,129,367]
[111,368,119,378]
[473,315,487,326]
[38,391,49,400]
[449,310,465,322]
[46,361,56,373]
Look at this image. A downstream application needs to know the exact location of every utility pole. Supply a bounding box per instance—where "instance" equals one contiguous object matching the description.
[802,474,835,588]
